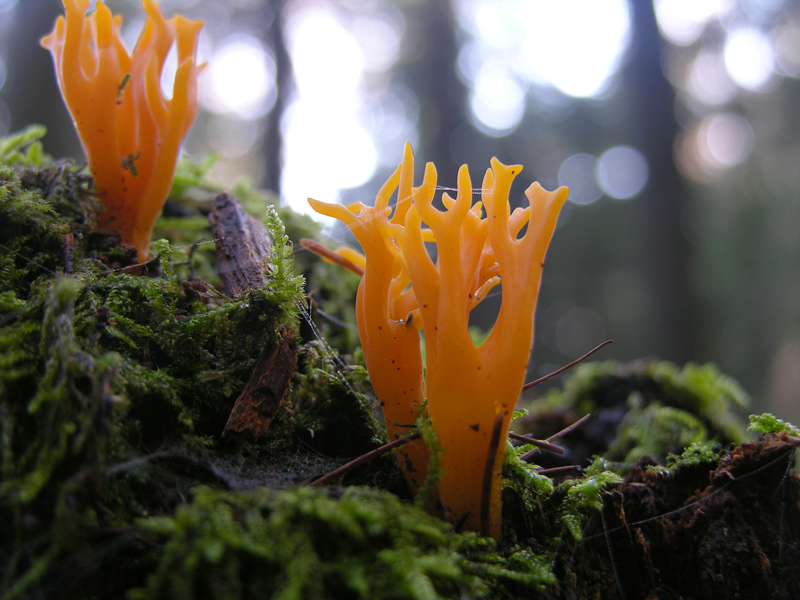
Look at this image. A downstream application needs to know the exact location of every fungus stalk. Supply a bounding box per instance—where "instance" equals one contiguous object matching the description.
[308,145,568,538]
[309,155,431,496]
[41,0,204,262]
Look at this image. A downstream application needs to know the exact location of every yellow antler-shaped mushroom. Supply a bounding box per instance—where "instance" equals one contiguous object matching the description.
[41,0,204,262]
[308,144,568,538]
[309,147,430,495]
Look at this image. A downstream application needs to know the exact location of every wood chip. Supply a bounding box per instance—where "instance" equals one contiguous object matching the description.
[223,328,298,438]
[208,193,273,298]
[209,193,296,438]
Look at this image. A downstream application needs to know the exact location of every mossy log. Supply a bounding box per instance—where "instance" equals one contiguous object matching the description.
[1,127,798,600]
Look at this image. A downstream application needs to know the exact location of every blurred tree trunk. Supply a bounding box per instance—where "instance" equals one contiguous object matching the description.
[263,0,291,195]
[624,1,694,363]
[403,0,465,186]
[2,0,82,159]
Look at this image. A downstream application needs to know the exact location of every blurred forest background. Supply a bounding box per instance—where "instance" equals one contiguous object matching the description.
[2,0,800,423]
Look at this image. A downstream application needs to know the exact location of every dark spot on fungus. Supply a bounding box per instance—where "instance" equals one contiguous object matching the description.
[454,512,472,533]
[469,424,480,431]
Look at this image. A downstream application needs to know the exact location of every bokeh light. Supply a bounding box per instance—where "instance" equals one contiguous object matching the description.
[559,154,602,205]
[596,146,649,200]
[365,85,419,165]
[157,46,179,101]
[0,0,17,17]
[519,0,630,98]
[456,0,631,135]
[654,0,733,46]
[724,27,775,90]
[202,35,276,119]
[739,0,787,21]
[686,50,737,106]
[287,7,363,98]
[774,20,800,77]
[278,0,408,216]
[350,6,404,73]
[469,61,525,135]
[677,112,754,181]
[699,113,754,168]
[281,112,377,220]
[207,115,264,158]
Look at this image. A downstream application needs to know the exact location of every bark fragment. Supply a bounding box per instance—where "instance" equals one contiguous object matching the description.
[224,328,298,438]
[209,193,297,438]
[209,193,273,298]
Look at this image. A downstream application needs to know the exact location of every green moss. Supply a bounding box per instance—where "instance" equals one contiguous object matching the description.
[555,458,622,541]
[283,215,363,356]
[263,205,305,323]
[0,124,48,166]
[748,413,800,437]
[0,148,98,299]
[132,486,557,600]
[527,359,749,465]
[167,153,222,203]
[132,486,465,600]
[606,401,709,464]
[500,449,556,550]
[0,126,772,599]
[503,446,623,546]
[640,440,726,485]
[647,361,750,442]
[0,127,319,597]
[291,341,385,459]
[662,440,723,471]
[504,447,556,498]
[0,277,128,598]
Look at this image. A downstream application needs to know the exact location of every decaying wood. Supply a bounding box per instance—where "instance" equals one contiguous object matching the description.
[208,192,273,298]
[209,193,297,438]
[553,432,800,600]
[64,232,74,274]
[223,328,298,438]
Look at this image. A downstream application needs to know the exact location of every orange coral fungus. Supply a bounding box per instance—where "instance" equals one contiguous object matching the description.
[41,0,204,262]
[308,144,568,538]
